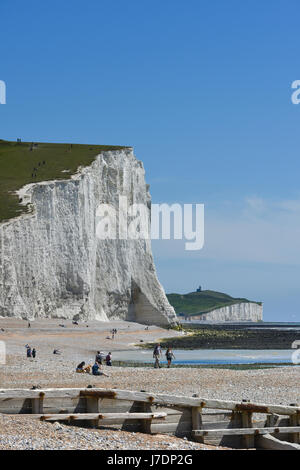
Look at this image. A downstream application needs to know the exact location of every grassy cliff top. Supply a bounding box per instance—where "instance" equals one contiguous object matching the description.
[167,290,262,316]
[0,139,127,223]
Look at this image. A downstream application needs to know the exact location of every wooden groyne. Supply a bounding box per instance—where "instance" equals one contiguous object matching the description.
[0,387,299,449]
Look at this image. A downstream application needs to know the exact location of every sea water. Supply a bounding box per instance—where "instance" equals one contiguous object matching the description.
[112,348,296,365]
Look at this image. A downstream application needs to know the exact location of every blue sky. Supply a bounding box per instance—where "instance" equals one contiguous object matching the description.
[1,0,300,321]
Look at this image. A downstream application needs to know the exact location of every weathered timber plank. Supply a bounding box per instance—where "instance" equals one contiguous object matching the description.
[150,423,179,434]
[256,434,300,450]
[80,389,202,408]
[98,399,140,420]
[26,412,167,422]
[202,411,233,419]
[0,388,299,416]
[42,398,86,415]
[79,391,300,416]
[150,422,192,436]
[201,420,243,430]
[193,426,300,437]
[0,398,32,414]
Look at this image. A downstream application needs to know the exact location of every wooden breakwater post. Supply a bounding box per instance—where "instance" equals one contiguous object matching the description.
[289,404,300,444]
[191,405,203,443]
[85,392,100,428]
[31,392,44,414]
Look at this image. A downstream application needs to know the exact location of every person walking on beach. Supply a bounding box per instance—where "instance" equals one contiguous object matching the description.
[106,352,112,366]
[26,345,32,358]
[165,347,175,368]
[153,343,162,368]
[32,348,36,359]
[95,351,103,364]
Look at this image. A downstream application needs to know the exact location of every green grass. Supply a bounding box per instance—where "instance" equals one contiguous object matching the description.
[0,139,128,222]
[167,290,262,317]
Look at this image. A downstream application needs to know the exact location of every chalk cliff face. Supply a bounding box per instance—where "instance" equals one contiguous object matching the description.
[0,149,177,326]
[188,303,263,322]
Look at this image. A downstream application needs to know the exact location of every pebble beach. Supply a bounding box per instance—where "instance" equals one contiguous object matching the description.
[0,318,299,450]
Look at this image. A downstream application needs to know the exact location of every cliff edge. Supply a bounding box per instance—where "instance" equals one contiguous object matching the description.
[167,290,263,322]
[0,146,177,326]
[186,303,263,322]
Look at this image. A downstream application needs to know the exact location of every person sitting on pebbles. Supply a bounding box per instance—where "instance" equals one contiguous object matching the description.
[92,361,109,377]
[76,361,91,374]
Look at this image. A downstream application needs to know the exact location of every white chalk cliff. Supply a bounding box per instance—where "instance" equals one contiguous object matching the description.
[0,149,177,326]
[188,302,263,322]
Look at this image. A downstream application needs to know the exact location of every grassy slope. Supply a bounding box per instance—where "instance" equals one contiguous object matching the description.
[167,290,262,316]
[0,139,127,222]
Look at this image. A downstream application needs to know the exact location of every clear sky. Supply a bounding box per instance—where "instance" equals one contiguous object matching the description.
[1,0,300,321]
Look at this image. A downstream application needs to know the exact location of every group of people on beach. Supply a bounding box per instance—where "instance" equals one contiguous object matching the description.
[76,351,112,377]
[26,344,63,358]
[111,328,117,339]
[23,323,176,370]
[25,344,36,358]
[153,344,175,368]
[96,350,112,366]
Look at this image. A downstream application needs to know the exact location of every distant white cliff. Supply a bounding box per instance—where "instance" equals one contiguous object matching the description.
[0,149,177,326]
[187,302,263,322]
